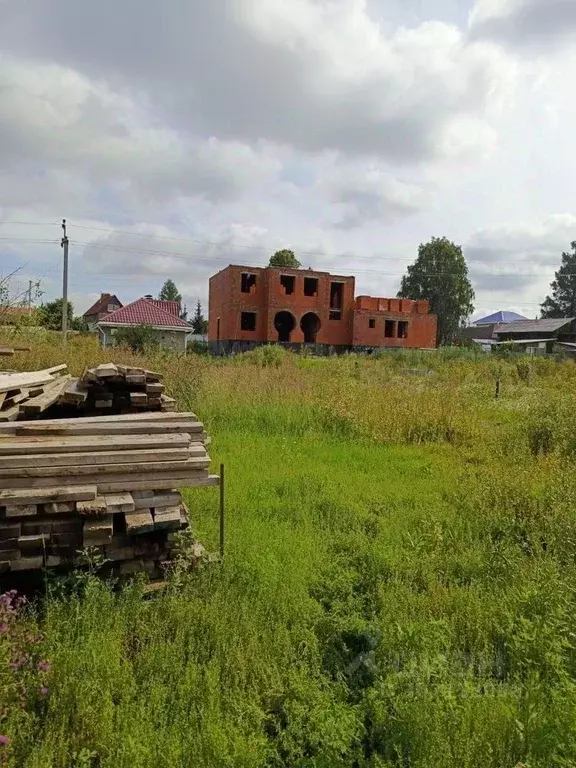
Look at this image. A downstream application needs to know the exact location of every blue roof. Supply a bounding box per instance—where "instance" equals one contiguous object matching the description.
[474,310,528,326]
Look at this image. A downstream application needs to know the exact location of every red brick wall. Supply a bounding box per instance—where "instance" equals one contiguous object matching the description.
[353,307,437,348]
[209,266,437,348]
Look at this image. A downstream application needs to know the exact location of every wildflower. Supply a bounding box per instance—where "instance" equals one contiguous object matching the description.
[37,661,51,673]
[0,735,8,746]
[40,687,48,696]
[0,623,7,633]
[8,662,20,671]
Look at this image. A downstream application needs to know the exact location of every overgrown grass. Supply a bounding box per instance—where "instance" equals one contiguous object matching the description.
[3,340,576,766]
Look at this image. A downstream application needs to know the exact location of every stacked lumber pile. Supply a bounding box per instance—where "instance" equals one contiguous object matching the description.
[0,411,218,578]
[0,363,176,423]
[0,365,69,423]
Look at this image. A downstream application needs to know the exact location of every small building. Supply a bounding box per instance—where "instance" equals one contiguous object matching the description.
[494,317,576,355]
[96,296,190,351]
[208,264,437,353]
[83,293,123,329]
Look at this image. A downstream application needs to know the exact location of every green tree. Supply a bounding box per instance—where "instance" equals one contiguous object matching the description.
[191,300,208,334]
[38,298,74,331]
[398,236,475,345]
[159,279,182,304]
[269,249,301,268]
[541,242,576,318]
[114,324,159,352]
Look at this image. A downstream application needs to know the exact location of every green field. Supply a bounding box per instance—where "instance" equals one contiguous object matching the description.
[3,340,576,767]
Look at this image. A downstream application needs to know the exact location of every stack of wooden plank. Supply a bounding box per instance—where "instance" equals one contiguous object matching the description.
[73,363,176,414]
[0,365,70,423]
[0,363,176,423]
[0,411,218,578]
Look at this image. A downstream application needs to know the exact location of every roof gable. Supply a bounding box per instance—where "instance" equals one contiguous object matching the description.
[474,310,528,325]
[83,294,122,317]
[98,298,190,328]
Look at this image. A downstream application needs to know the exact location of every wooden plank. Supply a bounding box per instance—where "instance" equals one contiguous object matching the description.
[59,377,88,404]
[153,506,182,531]
[144,370,163,381]
[20,375,71,414]
[94,363,119,378]
[3,504,38,518]
[43,501,76,514]
[104,493,134,513]
[125,374,146,385]
[0,348,15,357]
[3,389,29,408]
[0,456,210,480]
[0,446,201,470]
[0,412,196,432]
[0,433,193,455]
[18,534,48,550]
[0,522,22,538]
[146,383,164,395]
[76,496,107,516]
[0,366,66,393]
[125,510,154,534]
[10,556,43,571]
[83,515,113,540]
[134,491,181,510]
[97,473,219,494]
[0,485,96,507]
[8,421,204,437]
[0,403,23,422]
[130,392,148,406]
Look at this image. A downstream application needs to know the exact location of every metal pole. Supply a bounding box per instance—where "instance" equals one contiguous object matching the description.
[61,219,69,344]
[219,463,225,559]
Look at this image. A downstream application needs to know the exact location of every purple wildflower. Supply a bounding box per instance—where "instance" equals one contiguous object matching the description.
[0,735,8,746]
[8,662,20,671]
[40,687,48,696]
[37,661,50,673]
[0,623,7,633]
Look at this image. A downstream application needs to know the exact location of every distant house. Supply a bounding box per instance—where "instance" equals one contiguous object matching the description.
[83,293,123,329]
[96,296,190,351]
[494,317,576,355]
[458,309,529,347]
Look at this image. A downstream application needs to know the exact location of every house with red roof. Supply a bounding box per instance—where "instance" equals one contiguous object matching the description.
[96,295,190,351]
[83,293,123,329]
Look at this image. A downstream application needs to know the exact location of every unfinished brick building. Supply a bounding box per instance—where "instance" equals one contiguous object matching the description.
[208,265,437,354]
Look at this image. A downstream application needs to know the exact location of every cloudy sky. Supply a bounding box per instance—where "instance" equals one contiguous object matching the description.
[1,0,575,320]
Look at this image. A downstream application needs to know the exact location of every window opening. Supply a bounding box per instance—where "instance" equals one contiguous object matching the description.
[241,273,256,293]
[280,275,295,295]
[241,312,256,331]
[304,277,318,297]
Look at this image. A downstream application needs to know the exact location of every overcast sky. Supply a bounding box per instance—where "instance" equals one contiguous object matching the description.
[1,0,575,320]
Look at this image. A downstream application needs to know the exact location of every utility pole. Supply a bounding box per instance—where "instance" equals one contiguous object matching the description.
[61,219,69,343]
[27,280,32,314]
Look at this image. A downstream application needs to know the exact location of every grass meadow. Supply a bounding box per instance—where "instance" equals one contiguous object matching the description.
[3,335,576,766]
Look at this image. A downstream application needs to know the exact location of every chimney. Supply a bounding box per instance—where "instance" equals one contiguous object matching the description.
[100,293,110,300]
[144,294,153,300]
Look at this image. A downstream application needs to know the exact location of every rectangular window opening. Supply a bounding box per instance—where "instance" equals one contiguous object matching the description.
[369,318,376,329]
[398,321,409,339]
[304,277,319,297]
[280,275,295,295]
[329,310,341,320]
[241,273,257,293]
[240,311,256,331]
[330,282,343,310]
[385,320,396,338]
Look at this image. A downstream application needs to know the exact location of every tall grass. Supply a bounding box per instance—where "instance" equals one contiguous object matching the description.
[2,340,576,766]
